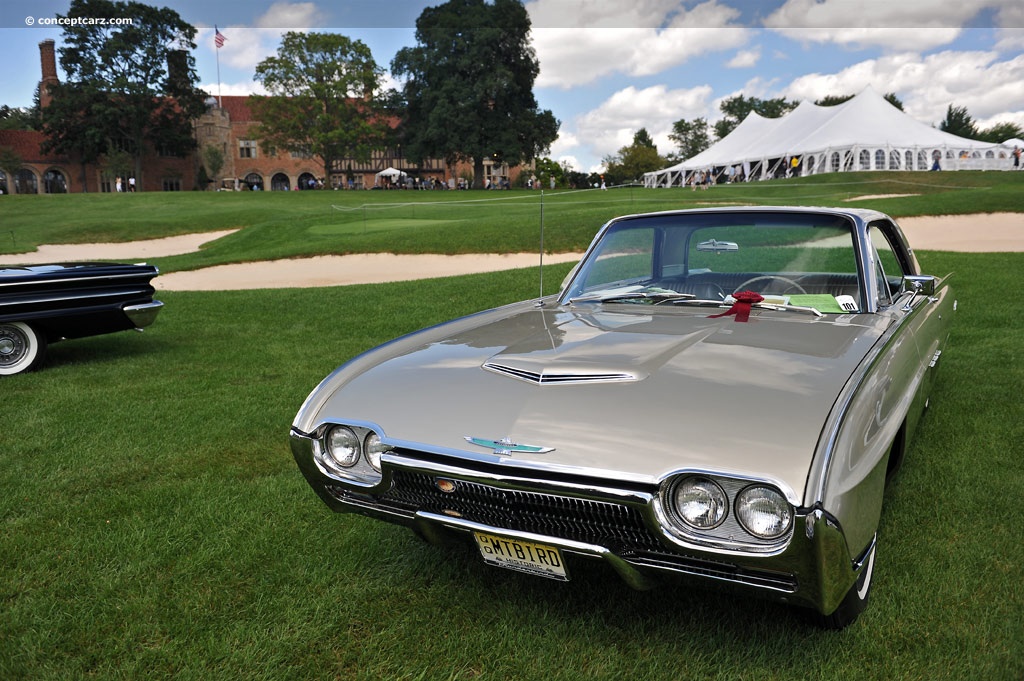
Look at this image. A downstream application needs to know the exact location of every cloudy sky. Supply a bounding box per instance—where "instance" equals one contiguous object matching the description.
[2,0,1023,173]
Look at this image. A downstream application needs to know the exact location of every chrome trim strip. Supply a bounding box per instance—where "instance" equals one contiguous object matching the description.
[0,288,153,307]
[0,271,156,288]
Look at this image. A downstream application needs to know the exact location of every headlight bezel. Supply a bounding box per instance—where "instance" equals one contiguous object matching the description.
[312,421,392,486]
[659,472,795,553]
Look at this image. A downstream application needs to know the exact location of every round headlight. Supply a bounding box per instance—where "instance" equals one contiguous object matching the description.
[325,426,360,468]
[735,486,792,539]
[673,477,728,530]
[363,431,390,472]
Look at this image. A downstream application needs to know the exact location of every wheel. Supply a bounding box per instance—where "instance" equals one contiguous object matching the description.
[816,541,876,630]
[0,322,47,376]
[734,275,807,295]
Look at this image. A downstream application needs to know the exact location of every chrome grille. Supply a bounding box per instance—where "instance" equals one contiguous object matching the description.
[379,470,663,553]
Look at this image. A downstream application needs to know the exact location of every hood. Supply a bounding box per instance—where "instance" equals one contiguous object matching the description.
[303,303,890,500]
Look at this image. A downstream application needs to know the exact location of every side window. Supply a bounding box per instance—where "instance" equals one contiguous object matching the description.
[868,223,906,307]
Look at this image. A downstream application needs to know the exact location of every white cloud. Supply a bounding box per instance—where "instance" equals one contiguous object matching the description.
[781,50,1024,127]
[209,80,268,98]
[528,1,749,89]
[198,2,327,71]
[571,84,714,162]
[767,26,963,52]
[726,48,761,68]
[765,0,988,30]
[255,1,325,28]
[760,0,1012,50]
[549,130,579,158]
[200,27,286,70]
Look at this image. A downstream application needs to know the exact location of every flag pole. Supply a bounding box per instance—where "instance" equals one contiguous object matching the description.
[214,25,223,108]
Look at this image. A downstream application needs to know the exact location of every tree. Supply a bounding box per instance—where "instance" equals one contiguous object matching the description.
[667,117,710,161]
[713,95,798,140]
[939,104,978,139]
[602,129,667,184]
[250,32,393,182]
[41,0,207,190]
[632,128,656,149]
[533,157,565,188]
[0,104,40,131]
[202,144,224,189]
[391,0,559,188]
[976,121,1024,143]
[0,146,22,178]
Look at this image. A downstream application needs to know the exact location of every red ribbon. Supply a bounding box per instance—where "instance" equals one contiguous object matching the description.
[708,290,764,322]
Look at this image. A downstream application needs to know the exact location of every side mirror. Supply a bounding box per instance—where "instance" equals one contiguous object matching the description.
[901,275,936,296]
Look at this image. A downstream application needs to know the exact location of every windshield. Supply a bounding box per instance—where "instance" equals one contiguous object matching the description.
[561,212,863,313]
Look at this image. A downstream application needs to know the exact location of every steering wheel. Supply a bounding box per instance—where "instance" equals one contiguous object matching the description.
[734,275,807,295]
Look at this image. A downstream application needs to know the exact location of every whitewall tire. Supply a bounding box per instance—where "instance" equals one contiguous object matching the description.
[0,322,47,375]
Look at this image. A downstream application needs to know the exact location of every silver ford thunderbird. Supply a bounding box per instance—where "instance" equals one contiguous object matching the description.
[290,207,954,628]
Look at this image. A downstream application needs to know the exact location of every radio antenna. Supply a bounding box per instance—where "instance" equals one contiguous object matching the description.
[538,190,545,301]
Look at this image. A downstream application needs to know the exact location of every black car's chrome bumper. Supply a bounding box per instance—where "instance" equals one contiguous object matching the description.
[123,300,164,329]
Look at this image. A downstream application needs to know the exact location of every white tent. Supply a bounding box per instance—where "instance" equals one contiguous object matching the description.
[644,87,1008,187]
[375,167,406,179]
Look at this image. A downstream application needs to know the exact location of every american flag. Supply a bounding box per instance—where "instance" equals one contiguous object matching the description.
[214,26,227,49]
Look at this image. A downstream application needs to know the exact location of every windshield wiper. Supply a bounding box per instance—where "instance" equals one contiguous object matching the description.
[666,298,823,317]
[569,291,696,305]
[751,302,824,317]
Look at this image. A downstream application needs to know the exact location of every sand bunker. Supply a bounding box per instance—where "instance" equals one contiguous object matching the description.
[1,230,238,264]
[155,252,585,291]
[2,213,1020,291]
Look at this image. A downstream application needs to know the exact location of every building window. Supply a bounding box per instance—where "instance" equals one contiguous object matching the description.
[239,140,257,159]
[43,169,68,193]
[162,178,182,191]
[15,169,38,194]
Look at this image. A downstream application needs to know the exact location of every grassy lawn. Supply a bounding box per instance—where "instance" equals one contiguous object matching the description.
[1,173,1023,679]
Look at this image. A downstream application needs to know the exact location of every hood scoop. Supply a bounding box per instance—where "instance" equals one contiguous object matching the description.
[481,358,638,385]
[482,361,639,385]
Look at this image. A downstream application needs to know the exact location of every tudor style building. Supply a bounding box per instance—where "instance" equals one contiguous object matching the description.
[0,39,521,194]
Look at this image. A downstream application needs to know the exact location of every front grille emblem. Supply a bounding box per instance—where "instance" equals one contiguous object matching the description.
[435,478,457,493]
[464,436,554,456]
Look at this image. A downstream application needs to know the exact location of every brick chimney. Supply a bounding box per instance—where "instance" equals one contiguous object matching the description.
[39,39,59,108]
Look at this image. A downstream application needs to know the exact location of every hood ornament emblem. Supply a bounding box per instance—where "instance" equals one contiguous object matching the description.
[464,436,554,456]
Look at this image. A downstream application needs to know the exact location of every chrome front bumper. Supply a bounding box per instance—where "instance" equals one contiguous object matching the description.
[290,429,867,616]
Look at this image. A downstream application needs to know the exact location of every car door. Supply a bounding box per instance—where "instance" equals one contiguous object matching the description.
[868,219,955,438]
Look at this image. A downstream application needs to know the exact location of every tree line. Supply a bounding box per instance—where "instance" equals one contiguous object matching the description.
[1,0,558,190]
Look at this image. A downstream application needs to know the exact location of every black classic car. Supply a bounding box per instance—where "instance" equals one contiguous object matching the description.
[0,262,163,375]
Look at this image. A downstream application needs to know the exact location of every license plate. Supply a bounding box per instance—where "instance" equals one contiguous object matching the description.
[473,532,568,581]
